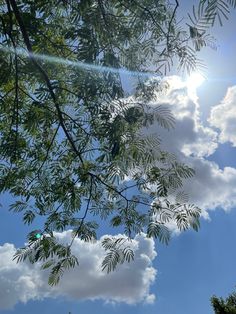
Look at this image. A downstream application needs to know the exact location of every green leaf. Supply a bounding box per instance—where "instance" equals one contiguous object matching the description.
[147,222,171,244]
[110,215,122,227]
[23,210,36,225]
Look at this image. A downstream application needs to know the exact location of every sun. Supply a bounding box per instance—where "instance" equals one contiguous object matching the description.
[186,72,205,90]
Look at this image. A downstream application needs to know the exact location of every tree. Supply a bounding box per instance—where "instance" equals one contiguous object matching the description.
[211,290,236,313]
[0,0,234,285]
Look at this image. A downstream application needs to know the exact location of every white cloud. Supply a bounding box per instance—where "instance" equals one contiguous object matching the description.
[0,243,48,310]
[154,76,218,158]
[181,158,236,212]
[209,85,236,146]
[143,76,236,213]
[0,232,157,310]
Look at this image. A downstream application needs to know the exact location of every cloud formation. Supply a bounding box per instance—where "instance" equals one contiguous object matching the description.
[146,76,236,213]
[209,85,236,146]
[0,232,157,310]
[182,158,236,212]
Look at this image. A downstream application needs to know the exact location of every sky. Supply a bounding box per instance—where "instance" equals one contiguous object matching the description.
[1,1,236,314]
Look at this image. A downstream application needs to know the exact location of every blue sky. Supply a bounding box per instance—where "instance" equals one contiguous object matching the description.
[1,1,236,314]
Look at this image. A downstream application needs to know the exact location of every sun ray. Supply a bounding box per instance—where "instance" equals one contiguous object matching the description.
[0,46,161,80]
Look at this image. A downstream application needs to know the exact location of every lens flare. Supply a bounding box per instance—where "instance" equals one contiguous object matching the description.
[0,46,161,79]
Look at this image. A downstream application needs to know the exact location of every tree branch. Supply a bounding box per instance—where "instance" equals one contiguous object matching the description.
[8,0,84,165]
[167,0,179,51]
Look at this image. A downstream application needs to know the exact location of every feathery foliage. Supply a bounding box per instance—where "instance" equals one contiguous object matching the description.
[211,290,236,313]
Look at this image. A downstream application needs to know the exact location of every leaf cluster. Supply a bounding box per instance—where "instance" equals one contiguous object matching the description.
[211,291,236,314]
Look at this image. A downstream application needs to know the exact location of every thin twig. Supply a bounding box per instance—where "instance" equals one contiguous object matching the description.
[69,176,93,248]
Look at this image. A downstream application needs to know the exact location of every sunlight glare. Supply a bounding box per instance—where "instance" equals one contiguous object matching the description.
[186,72,205,90]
